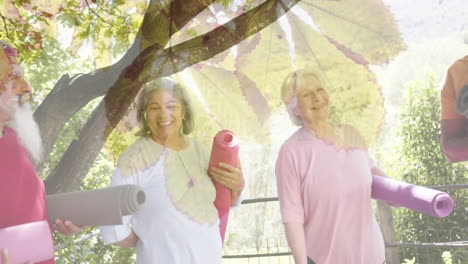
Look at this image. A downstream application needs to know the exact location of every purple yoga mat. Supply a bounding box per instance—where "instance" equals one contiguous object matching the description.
[371,175,455,218]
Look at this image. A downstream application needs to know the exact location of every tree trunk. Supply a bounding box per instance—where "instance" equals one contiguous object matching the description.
[376,200,400,264]
[36,0,219,170]
[44,0,302,194]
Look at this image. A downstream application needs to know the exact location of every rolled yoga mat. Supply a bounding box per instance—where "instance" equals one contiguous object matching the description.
[371,175,455,218]
[47,184,146,227]
[456,84,468,116]
[0,220,54,264]
[209,130,239,243]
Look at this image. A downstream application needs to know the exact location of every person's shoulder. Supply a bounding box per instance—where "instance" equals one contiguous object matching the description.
[340,123,360,135]
[4,126,14,133]
[456,55,468,64]
[281,130,301,146]
[188,136,203,146]
[3,126,17,137]
[339,123,368,149]
[278,129,309,154]
[188,137,210,158]
[449,55,468,71]
[2,126,21,145]
[186,136,204,149]
[118,137,149,160]
[117,137,163,177]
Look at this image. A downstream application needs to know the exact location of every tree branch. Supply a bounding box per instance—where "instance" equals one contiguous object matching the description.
[0,14,10,39]
[36,0,216,170]
[44,0,303,194]
[84,0,114,27]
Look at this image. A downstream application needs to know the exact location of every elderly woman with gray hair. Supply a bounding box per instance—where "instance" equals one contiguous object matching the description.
[275,70,388,264]
[100,77,244,263]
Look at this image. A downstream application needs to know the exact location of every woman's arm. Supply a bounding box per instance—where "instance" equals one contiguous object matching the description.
[371,166,390,178]
[111,230,139,248]
[210,161,245,206]
[99,168,137,245]
[230,189,242,206]
[284,223,308,264]
[53,220,84,236]
[275,145,309,264]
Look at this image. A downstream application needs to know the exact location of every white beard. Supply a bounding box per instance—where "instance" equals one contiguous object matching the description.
[8,100,44,165]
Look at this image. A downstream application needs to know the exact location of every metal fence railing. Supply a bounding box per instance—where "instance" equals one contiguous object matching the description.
[60,184,467,264]
[222,184,467,263]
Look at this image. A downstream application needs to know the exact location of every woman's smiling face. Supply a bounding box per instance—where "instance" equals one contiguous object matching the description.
[146,88,185,142]
[294,75,330,125]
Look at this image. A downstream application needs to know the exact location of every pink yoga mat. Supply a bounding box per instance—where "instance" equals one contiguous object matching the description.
[0,220,54,264]
[209,130,239,243]
[371,175,455,218]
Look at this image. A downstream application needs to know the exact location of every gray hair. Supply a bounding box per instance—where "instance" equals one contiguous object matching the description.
[280,69,327,126]
[136,77,194,136]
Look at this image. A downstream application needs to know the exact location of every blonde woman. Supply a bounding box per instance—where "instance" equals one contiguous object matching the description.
[275,70,387,264]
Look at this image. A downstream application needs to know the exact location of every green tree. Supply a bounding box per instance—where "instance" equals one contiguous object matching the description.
[0,0,405,195]
[383,75,468,264]
[1,0,406,262]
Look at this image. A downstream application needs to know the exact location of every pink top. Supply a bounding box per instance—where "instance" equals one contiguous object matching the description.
[0,127,54,264]
[275,127,385,264]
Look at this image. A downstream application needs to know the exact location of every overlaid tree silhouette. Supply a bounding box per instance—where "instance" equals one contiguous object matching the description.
[0,0,405,194]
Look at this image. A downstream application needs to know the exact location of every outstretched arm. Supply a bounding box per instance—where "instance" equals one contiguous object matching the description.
[53,219,84,236]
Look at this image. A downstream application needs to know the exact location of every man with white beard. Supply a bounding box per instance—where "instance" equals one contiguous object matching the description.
[0,41,82,264]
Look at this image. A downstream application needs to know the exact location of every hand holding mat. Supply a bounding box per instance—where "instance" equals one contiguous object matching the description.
[371,175,455,218]
[456,84,468,117]
[47,185,146,227]
[0,221,54,264]
[209,130,239,243]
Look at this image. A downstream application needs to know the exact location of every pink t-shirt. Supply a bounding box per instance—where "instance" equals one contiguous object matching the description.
[275,127,385,264]
[0,127,54,264]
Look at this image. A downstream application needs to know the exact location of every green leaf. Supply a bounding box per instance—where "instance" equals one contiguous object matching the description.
[303,0,406,64]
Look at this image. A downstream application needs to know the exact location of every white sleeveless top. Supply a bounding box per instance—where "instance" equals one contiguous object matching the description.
[100,137,222,264]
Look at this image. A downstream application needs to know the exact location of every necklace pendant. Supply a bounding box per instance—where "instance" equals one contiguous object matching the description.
[187,177,196,188]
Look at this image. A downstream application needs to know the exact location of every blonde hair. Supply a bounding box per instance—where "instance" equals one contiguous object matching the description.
[280,69,327,125]
[136,77,194,136]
